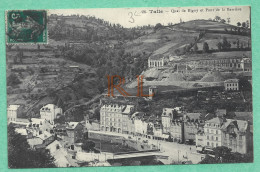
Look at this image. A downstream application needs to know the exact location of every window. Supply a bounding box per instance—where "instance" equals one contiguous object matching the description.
[216,143,218,147]
[207,142,209,146]
[216,137,218,141]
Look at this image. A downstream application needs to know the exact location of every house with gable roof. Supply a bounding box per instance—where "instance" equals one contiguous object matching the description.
[221,119,252,154]
[65,122,84,144]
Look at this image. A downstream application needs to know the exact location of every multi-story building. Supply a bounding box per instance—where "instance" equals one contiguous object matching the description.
[170,120,184,143]
[122,105,135,134]
[198,117,252,154]
[162,108,175,133]
[162,107,182,133]
[132,112,148,136]
[179,56,251,71]
[27,118,53,136]
[221,119,252,154]
[65,122,84,144]
[224,79,239,91]
[204,117,223,148]
[7,105,22,123]
[40,104,63,124]
[240,58,252,72]
[100,104,134,133]
[27,131,54,149]
[193,57,243,70]
[184,121,200,143]
[195,131,205,147]
[148,54,165,68]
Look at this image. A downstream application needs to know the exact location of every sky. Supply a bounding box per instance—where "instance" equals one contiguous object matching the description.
[49,6,250,28]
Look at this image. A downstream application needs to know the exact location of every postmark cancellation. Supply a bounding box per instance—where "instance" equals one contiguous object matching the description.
[6,10,47,44]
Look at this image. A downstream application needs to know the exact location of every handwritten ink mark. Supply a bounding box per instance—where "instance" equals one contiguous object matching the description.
[128,12,135,23]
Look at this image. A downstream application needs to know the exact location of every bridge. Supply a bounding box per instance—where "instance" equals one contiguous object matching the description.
[106,150,168,160]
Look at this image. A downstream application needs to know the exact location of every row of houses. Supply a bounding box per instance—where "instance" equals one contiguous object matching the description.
[148,54,252,72]
[100,103,253,154]
[7,104,63,125]
[196,117,253,154]
[8,103,86,149]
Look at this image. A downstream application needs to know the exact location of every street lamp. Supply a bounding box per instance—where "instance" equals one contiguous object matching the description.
[178,150,180,163]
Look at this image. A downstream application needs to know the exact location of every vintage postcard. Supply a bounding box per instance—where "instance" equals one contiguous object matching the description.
[6,6,253,168]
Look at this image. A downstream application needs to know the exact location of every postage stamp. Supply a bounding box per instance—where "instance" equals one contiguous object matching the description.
[6,10,47,44]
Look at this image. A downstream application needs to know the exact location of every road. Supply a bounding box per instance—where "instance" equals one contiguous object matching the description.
[89,130,205,164]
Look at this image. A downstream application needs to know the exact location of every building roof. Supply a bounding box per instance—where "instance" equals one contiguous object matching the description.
[200,113,215,121]
[28,118,51,127]
[15,128,29,136]
[122,105,135,114]
[221,119,248,133]
[236,120,248,132]
[38,131,52,141]
[66,122,80,130]
[162,108,175,117]
[224,79,239,83]
[101,104,126,111]
[149,54,164,60]
[233,112,253,123]
[184,113,201,121]
[27,137,43,147]
[46,140,70,167]
[131,112,148,121]
[8,105,20,110]
[41,104,60,111]
[16,118,30,123]
[216,109,227,117]
[206,117,224,124]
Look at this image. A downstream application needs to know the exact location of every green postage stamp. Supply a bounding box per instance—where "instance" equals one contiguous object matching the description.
[6,10,47,43]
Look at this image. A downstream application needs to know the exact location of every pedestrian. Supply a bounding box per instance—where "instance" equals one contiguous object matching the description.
[190,147,191,151]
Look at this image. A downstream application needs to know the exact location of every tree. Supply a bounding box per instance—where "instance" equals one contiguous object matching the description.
[222,37,230,50]
[81,140,95,152]
[242,22,246,28]
[7,73,21,87]
[8,124,56,168]
[154,23,163,31]
[199,154,218,164]
[217,42,222,51]
[237,22,241,27]
[215,16,221,22]
[214,146,232,162]
[93,108,100,120]
[54,114,65,124]
[193,43,198,53]
[236,39,240,49]
[220,19,226,23]
[203,42,209,53]
[246,20,250,28]
[172,109,178,119]
[227,18,231,24]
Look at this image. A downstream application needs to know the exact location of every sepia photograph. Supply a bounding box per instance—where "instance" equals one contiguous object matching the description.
[6,6,253,168]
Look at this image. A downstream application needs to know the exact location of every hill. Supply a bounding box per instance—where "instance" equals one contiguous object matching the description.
[124,19,251,57]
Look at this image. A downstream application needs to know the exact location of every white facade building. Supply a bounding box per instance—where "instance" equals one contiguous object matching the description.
[148,54,165,68]
[40,104,62,124]
[224,79,239,91]
[7,105,21,123]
